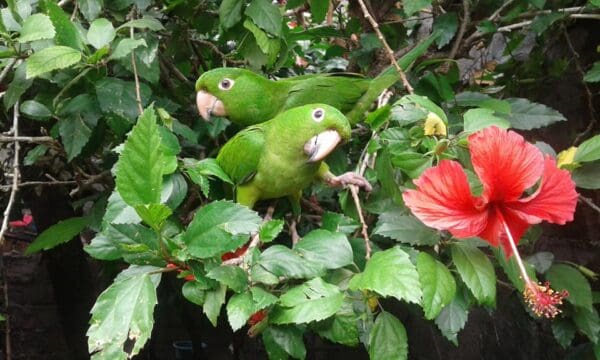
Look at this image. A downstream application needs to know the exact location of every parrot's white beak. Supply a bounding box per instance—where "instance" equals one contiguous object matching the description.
[304,130,342,163]
[196,91,227,121]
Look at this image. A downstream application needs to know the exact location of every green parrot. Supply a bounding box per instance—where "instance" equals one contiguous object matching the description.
[216,104,371,213]
[195,33,439,126]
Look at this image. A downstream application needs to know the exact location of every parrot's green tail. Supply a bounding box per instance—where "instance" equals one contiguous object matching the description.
[346,31,441,124]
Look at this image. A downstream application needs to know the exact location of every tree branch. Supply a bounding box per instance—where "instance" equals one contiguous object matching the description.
[0,101,21,246]
[579,195,600,215]
[562,28,598,146]
[449,0,471,59]
[0,58,18,85]
[0,135,55,144]
[191,39,247,66]
[129,13,143,115]
[356,0,414,94]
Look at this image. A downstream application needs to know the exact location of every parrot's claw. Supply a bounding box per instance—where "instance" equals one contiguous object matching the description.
[327,172,372,192]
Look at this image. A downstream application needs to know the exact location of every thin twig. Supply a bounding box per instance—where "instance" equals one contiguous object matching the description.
[349,185,371,259]
[0,101,21,247]
[489,0,515,21]
[449,0,471,59]
[0,135,55,144]
[191,39,247,66]
[0,58,18,85]
[0,180,77,191]
[158,55,193,84]
[356,0,414,94]
[579,195,600,215]
[518,6,587,18]
[130,24,143,115]
[563,28,598,145]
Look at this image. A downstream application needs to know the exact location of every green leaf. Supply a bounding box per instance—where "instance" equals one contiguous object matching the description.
[434,294,469,345]
[162,173,188,210]
[25,217,88,254]
[572,161,600,189]
[432,12,458,48]
[575,135,600,163]
[417,252,456,320]
[43,0,83,50]
[134,203,172,230]
[321,212,359,234]
[183,158,233,184]
[251,287,279,310]
[78,0,102,21]
[463,108,510,132]
[203,284,227,326]
[348,247,422,304]
[103,191,141,225]
[312,309,359,347]
[87,266,161,359]
[552,318,576,349]
[505,98,566,130]
[572,307,600,343]
[526,252,554,273]
[245,0,283,37]
[109,38,147,60]
[58,113,97,161]
[294,229,353,269]
[390,151,432,179]
[546,264,593,311]
[398,94,447,122]
[4,63,33,109]
[182,200,261,258]
[259,219,284,243]
[24,144,48,166]
[119,17,164,31]
[310,0,329,23]
[243,19,280,66]
[207,266,248,293]
[182,281,205,306]
[87,18,116,49]
[226,292,255,331]
[403,0,431,16]
[116,107,164,206]
[270,278,344,324]
[18,14,55,43]
[530,13,564,34]
[219,0,243,30]
[95,78,151,121]
[85,233,121,261]
[263,326,306,360]
[451,243,496,307]
[26,46,82,78]
[584,62,600,83]
[20,100,52,120]
[454,92,511,114]
[374,211,440,246]
[495,248,537,292]
[258,245,325,279]
[369,312,408,360]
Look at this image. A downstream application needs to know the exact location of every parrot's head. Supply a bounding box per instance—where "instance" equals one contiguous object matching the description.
[273,104,351,163]
[195,68,278,124]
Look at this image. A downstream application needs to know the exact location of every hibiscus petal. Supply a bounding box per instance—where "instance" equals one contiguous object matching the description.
[509,156,578,225]
[469,126,544,202]
[478,206,530,257]
[403,160,488,238]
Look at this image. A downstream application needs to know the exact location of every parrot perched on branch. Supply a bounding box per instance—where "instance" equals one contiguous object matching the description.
[195,33,439,126]
[216,104,371,213]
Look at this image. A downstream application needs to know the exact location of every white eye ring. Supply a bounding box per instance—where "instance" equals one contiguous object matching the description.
[312,108,325,122]
[218,78,234,90]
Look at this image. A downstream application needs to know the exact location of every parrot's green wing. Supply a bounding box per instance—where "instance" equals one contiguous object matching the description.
[283,75,369,114]
[216,126,265,185]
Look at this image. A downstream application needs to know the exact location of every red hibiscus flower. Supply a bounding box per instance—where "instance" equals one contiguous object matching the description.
[403,126,578,318]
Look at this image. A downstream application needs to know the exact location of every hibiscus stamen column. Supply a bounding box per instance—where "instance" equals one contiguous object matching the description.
[500,218,568,319]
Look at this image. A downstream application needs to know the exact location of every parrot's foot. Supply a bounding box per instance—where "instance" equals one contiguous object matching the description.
[327,172,373,192]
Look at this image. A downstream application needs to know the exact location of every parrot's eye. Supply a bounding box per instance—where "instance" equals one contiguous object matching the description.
[312,108,325,122]
[219,78,234,90]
